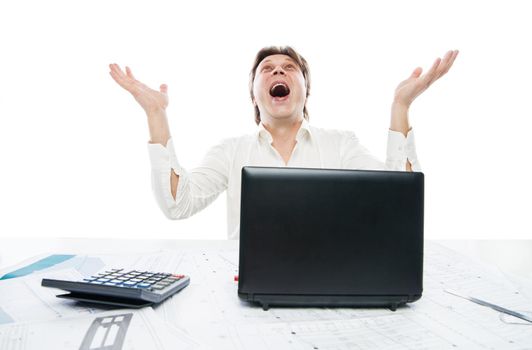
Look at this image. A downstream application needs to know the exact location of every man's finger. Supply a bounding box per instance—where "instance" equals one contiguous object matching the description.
[409,67,423,79]
[125,66,136,80]
[440,50,459,76]
[109,68,135,92]
[109,68,123,84]
[115,65,128,79]
[160,84,168,94]
[110,63,129,81]
[109,70,128,89]
[111,64,141,90]
[420,57,441,86]
[435,50,454,79]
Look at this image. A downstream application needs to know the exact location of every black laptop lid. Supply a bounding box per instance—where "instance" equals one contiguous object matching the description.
[238,167,424,298]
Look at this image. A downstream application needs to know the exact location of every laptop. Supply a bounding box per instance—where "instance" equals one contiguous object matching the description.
[238,166,424,310]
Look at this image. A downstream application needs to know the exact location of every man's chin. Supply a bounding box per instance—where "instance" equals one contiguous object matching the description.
[268,107,297,120]
[271,113,294,119]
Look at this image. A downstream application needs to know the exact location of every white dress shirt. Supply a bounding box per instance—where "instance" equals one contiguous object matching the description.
[148,119,420,239]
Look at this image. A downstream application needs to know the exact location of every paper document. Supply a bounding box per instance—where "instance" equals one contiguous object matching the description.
[0,307,198,350]
[0,268,98,325]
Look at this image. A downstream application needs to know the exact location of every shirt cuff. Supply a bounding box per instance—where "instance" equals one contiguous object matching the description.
[386,128,421,171]
[148,138,189,209]
[147,138,181,174]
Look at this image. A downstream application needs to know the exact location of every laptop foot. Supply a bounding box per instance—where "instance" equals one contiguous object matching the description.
[261,303,270,311]
[389,303,398,312]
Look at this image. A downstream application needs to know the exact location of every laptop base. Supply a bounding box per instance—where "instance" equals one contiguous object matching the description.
[239,293,421,311]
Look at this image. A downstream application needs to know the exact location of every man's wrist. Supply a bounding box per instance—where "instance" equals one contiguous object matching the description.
[390,102,411,137]
[391,100,410,111]
[145,106,167,118]
[146,109,171,146]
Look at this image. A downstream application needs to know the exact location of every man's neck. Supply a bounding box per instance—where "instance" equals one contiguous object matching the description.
[262,117,304,144]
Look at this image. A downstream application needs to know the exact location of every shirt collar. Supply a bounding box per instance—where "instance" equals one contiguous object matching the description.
[257,118,312,143]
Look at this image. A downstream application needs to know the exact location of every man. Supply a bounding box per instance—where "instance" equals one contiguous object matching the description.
[109,46,458,239]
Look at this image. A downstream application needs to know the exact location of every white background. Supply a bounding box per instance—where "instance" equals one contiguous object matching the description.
[0,0,530,240]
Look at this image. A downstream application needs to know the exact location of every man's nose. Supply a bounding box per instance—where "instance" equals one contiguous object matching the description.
[272,66,285,75]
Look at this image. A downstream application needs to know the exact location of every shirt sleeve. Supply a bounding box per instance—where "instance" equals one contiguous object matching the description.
[385,129,421,171]
[340,129,420,171]
[147,138,232,220]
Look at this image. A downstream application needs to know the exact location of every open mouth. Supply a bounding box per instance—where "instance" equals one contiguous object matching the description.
[269,82,290,98]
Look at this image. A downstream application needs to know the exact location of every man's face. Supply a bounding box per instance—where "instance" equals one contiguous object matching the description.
[252,54,307,123]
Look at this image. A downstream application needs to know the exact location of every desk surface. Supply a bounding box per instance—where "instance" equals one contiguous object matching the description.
[2,238,532,279]
[1,239,532,350]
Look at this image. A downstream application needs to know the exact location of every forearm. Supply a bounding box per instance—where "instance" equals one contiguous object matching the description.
[390,102,413,171]
[147,108,171,146]
[170,170,179,200]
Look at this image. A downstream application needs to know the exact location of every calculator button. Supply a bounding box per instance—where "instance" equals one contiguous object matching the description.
[137,283,151,288]
[123,281,137,287]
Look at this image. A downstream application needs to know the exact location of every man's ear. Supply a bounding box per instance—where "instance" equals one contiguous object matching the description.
[252,97,257,107]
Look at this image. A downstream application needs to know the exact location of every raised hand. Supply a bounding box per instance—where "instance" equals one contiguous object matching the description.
[394,50,459,108]
[109,64,169,113]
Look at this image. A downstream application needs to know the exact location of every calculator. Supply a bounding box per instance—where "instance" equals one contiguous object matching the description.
[41,268,190,308]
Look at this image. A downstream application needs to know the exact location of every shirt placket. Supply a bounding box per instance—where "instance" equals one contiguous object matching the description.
[268,143,289,166]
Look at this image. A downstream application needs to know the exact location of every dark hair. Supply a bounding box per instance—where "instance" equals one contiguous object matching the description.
[249,46,311,125]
